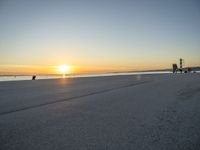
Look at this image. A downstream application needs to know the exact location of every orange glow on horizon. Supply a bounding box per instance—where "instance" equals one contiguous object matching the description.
[57,65,71,74]
[0,62,184,75]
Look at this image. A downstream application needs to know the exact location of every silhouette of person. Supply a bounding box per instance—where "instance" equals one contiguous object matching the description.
[32,75,36,80]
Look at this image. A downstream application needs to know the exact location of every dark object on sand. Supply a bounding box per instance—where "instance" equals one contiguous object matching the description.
[32,75,36,80]
[184,71,187,73]
[172,64,178,73]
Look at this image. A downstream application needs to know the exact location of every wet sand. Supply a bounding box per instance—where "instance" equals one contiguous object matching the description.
[0,74,200,150]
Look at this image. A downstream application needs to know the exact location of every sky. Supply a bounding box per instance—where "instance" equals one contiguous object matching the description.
[0,0,200,75]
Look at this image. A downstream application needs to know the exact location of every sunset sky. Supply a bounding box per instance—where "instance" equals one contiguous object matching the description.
[0,0,200,75]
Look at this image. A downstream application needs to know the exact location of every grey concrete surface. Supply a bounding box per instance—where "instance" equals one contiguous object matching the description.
[0,74,200,150]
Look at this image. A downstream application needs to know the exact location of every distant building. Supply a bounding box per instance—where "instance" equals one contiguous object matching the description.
[172,64,178,73]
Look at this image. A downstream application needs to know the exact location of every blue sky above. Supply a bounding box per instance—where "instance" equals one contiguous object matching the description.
[0,0,200,73]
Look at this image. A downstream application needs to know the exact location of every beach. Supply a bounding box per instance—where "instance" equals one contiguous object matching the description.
[0,73,200,150]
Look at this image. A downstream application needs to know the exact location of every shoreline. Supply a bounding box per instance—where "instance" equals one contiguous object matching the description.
[0,71,172,82]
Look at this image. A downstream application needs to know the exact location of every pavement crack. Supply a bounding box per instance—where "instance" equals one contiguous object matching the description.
[0,80,152,116]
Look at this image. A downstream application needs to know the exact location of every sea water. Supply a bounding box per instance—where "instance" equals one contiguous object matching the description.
[0,71,173,82]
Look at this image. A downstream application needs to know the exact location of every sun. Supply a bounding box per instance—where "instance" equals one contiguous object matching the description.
[57,65,70,74]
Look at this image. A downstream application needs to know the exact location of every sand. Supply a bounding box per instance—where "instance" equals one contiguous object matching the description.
[0,73,200,150]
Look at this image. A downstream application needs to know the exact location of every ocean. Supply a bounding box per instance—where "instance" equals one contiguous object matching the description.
[0,71,172,82]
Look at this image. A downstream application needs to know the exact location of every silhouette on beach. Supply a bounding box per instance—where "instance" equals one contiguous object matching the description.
[32,75,36,80]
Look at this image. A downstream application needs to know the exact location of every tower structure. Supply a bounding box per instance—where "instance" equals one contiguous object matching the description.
[180,58,183,69]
